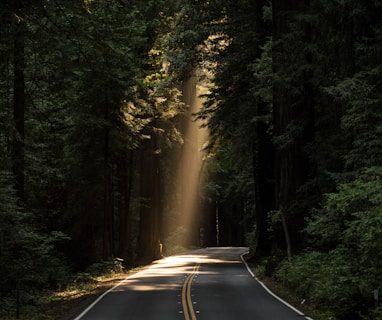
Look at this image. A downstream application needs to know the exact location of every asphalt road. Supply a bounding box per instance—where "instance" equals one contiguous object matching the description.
[74,247,312,320]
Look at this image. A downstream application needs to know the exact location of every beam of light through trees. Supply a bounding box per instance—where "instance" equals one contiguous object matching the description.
[173,75,208,248]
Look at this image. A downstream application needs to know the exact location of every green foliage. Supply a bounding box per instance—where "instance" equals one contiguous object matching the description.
[1,0,183,306]
[244,224,258,255]
[175,0,272,246]
[278,167,382,319]
[367,307,382,320]
[85,258,125,277]
[0,170,71,310]
[20,0,183,267]
[1,0,382,317]
[277,251,363,318]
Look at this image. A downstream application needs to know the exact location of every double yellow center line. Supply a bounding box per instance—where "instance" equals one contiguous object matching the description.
[182,263,200,320]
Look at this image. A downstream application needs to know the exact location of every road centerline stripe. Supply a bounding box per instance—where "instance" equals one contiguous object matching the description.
[182,263,200,320]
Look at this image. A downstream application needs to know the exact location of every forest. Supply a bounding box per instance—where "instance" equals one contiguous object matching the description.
[1,0,382,319]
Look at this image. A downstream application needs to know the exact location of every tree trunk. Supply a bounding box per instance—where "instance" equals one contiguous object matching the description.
[103,104,114,260]
[272,0,293,258]
[12,0,25,201]
[272,0,315,257]
[253,118,274,256]
[137,125,161,263]
[280,207,292,261]
[117,151,134,264]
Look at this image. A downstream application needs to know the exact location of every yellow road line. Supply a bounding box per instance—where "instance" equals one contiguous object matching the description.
[182,264,200,320]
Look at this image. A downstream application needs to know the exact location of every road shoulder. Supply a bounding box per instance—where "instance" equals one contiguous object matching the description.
[240,253,315,320]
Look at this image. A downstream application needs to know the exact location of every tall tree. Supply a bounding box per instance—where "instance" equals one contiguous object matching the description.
[198,0,274,251]
[271,0,316,259]
[169,0,276,252]
[137,126,162,262]
[12,0,26,200]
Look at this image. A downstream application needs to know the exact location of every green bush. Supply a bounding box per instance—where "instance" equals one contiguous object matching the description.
[277,167,382,319]
[244,224,257,257]
[85,258,124,277]
[276,250,364,319]
[363,306,382,320]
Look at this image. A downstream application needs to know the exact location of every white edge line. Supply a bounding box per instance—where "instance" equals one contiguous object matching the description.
[240,252,313,320]
[74,252,315,320]
[72,275,132,320]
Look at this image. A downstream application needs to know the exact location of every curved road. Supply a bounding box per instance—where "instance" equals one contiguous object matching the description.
[74,247,311,320]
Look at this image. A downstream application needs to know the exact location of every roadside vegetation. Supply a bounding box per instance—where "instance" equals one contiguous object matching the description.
[2,0,382,319]
[0,244,188,320]
[0,259,136,320]
[275,167,382,320]
[250,168,382,320]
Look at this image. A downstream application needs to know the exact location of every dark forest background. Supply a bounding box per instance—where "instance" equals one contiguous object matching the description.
[1,0,382,318]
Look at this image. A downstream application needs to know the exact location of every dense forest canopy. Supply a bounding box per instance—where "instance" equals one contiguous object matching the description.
[1,0,382,318]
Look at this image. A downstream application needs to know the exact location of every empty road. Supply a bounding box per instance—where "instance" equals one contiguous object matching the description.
[74,247,311,320]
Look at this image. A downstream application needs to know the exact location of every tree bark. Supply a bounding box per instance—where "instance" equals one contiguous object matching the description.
[12,0,25,201]
[271,0,316,258]
[137,125,161,262]
[117,151,134,264]
[280,207,292,261]
[103,104,114,260]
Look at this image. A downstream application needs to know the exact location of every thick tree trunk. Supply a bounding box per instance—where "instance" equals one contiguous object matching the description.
[251,0,275,258]
[103,105,114,260]
[272,0,312,258]
[200,200,217,247]
[280,207,292,261]
[253,119,274,256]
[138,125,161,262]
[12,1,25,201]
[117,151,134,264]
[272,0,294,259]
[271,0,316,258]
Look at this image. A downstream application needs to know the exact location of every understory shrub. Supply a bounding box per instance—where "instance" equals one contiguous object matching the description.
[85,258,125,277]
[277,167,382,319]
[276,250,369,319]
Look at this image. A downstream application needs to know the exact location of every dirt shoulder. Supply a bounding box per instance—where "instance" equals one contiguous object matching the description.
[57,275,128,320]
[40,267,146,320]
